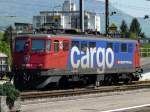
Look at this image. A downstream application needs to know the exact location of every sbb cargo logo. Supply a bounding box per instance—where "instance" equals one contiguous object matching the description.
[70,46,115,73]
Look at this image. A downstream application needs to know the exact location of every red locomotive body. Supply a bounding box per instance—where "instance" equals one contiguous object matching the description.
[14,35,71,70]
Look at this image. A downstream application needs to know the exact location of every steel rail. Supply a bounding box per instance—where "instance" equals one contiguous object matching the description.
[21,81,150,101]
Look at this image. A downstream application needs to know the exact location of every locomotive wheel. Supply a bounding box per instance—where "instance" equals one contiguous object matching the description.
[14,72,28,91]
[14,75,23,91]
[104,75,113,86]
[123,75,133,84]
[112,75,119,85]
[59,76,69,89]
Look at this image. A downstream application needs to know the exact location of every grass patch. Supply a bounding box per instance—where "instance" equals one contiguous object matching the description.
[141,44,150,57]
[141,44,150,48]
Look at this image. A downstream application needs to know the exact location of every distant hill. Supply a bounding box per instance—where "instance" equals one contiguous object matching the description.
[0,16,31,30]
[0,0,149,37]
[106,5,150,37]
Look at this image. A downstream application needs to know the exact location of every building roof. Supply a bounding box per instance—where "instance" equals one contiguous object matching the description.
[40,10,97,15]
[15,22,32,26]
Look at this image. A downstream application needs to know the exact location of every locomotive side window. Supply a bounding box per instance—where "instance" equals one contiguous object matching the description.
[121,43,127,52]
[128,43,133,53]
[107,43,113,50]
[72,41,80,48]
[15,40,26,52]
[81,42,87,52]
[32,40,45,52]
[89,42,96,48]
[54,40,59,53]
[114,43,119,53]
[46,40,51,52]
[63,40,69,51]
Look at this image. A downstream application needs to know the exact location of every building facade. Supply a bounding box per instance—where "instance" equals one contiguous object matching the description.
[14,22,33,33]
[33,0,101,32]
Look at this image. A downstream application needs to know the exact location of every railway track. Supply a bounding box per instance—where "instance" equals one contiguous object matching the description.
[21,81,150,101]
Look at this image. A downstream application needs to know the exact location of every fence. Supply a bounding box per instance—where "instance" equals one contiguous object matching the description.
[140,48,150,57]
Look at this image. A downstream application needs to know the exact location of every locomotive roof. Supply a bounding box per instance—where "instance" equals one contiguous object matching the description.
[17,34,138,43]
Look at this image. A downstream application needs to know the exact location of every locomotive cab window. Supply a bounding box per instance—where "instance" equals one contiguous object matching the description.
[121,43,127,52]
[54,40,59,53]
[15,40,26,52]
[32,40,45,52]
[63,40,69,51]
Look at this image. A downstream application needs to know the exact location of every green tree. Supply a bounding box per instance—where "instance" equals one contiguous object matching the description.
[140,32,146,38]
[0,31,4,40]
[1,26,15,65]
[120,20,128,36]
[109,23,117,33]
[129,32,137,39]
[129,18,141,37]
[3,26,14,43]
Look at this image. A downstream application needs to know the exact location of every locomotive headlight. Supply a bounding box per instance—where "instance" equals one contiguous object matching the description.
[24,55,30,63]
[37,64,43,69]
[22,64,32,67]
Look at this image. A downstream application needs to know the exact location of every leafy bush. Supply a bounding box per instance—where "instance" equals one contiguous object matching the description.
[0,32,4,40]
[129,32,137,39]
[0,82,20,109]
[0,41,11,65]
[142,44,150,48]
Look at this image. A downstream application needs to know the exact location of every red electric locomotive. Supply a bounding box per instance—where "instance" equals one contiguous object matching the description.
[13,34,142,90]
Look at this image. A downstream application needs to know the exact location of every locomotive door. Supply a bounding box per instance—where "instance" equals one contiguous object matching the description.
[53,39,69,69]
[53,40,60,68]
[134,43,140,68]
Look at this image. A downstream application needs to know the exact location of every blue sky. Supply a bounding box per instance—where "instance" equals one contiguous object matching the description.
[0,0,150,36]
[0,0,149,17]
[97,0,150,17]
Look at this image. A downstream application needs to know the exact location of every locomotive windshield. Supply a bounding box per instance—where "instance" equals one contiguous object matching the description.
[32,40,45,52]
[15,40,26,52]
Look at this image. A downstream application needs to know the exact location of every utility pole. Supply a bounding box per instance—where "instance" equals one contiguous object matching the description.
[79,0,84,33]
[105,0,109,35]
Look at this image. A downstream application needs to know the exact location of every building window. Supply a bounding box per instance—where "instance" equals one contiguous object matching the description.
[54,40,59,53]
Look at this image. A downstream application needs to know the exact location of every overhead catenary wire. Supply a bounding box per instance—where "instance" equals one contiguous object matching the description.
[0,0,149,14]
[0,0,150,19]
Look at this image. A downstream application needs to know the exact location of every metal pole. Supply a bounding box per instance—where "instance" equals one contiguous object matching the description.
[105,0,109,35]
[10,26,13,55]
[80,0,84,32]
